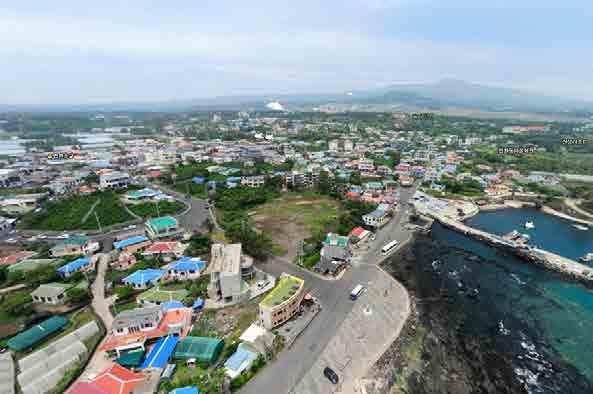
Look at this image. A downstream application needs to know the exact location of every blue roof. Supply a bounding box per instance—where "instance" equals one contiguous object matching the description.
[170,257,205,272]
[192,298,204,310]
[113,235,149,249]
[192,177,206,184]
[57,257,90,275]
[162,301,185,311]
[367,209,387,218]
[170,387,199,394]
[123,269,166,285]
[227,176,241,182]
[224,347,257,371]
[140,335,179,370]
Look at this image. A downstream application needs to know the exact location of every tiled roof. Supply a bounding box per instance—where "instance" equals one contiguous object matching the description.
[92,364,145,394]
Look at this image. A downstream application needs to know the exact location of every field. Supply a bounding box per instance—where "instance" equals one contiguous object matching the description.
[18,191,134,231]
[127,200,186,218]
[251,192,340,260]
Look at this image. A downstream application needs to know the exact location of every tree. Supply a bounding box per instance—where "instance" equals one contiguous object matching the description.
[66,287,91,304]
[115,285,135,300]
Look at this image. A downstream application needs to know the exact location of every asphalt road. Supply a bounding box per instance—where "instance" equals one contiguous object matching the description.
[242,184,418,394]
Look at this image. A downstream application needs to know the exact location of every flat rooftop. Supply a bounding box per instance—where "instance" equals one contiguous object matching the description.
[261,275,304,308]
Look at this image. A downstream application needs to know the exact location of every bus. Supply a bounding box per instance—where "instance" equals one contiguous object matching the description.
[350,284,364,300]
[381,240,399,255]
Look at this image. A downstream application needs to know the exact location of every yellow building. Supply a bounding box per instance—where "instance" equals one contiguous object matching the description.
[259,274,305,330]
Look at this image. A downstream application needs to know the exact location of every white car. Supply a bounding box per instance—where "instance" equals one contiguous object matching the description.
[5,238,17,243]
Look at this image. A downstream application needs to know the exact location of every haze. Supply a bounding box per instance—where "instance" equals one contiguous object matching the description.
[2,0,592,104]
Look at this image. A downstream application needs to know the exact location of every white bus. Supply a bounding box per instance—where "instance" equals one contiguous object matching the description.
[350,284,364,300]
[381,240,399,255]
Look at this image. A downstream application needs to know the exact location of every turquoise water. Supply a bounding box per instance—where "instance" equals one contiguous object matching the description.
[466,208,593,262]
[425,215,593,392]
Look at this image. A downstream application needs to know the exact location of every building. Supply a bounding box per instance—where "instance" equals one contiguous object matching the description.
[240,175,266,188]
[122,269,166,289]
[0,194,43,214]
[31,283,69,305]
[168,257,206,281]
[142,241,186,258]
[69,364,145,394]
[224,344,258,379]
[145,216,181,239]
[50,235,99,257]
[363,209,390,228]
[239,323,276,356]
[259,273,305,330]
[0,168,21,187]
[57,256,93,278]
[113,235,152,254]
[99,171,131,189]
[206,244,250,303]
[112,252,137,271]
[112,306,163,337]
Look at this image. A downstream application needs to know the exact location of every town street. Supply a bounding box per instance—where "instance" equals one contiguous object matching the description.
[242,185,418,394]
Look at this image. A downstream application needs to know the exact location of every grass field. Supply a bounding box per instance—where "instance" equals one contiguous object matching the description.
[18,191,134,231]
[127,200,186,218]
[251,192,340,260]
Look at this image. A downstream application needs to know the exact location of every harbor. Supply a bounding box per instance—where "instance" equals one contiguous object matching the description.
[412,192,593,284]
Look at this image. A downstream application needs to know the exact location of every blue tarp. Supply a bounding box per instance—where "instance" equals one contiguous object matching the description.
[170,387,199,394]
[162,301,184,311]
[123,269,165,286]
[192,177,206,184]
[192,298,204,310]
[140,335,179,370]
[224,346,257,372]
[57,257,90,276]
[113,235,149,249]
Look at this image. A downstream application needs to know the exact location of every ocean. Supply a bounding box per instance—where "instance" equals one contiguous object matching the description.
[382,209,593,393]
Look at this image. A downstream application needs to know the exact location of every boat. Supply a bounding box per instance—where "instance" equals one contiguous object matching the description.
[525,221,535,229]
[580,253,593,262]
[573,224,589,231]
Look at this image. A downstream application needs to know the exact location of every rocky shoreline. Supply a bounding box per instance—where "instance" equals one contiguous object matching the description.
[364,232,592,394]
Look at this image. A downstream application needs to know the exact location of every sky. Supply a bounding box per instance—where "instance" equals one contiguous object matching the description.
[2,0,592,104]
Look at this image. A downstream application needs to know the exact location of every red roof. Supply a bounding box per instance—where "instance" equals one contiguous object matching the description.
[142,242,179,254]
[345,191,360,200]
[349,227,365,238]
[148,170,162,178]
[68,381,107,394]
[92,364,145,394]
[0,251,37,266]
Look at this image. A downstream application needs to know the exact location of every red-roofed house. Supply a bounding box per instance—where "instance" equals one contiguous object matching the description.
[0,251,37,266]
[69,364,145,394]
[142,241,186,258]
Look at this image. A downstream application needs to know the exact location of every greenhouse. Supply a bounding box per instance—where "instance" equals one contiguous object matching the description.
[173,336,224,365]
[7,315,69,352]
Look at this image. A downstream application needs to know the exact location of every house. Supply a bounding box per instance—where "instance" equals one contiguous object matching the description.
[0,168,21,187]
[122,269,166,289]
[0,250,37,266]
[111,306,163,336]
[0,216,14,235]
[206,244,250,303]
[363,209,390,228]
[259,274,305,330]
[145,216,181,239]
[239,323,276,356]
[348,227,371,243]
[111,252,137,271]
[99,171,131,189]
[142,241,186,258]
[241,175,266,188]
[168,257,206,281]
[31,283,69,305]
[50,235,99,257]
[316,244,350,275]
[224,344,258,379]
[113,235,152,254]
[57,256,93,278]
[68,364,145,394]
[322,233,349,248]
[0,194,43,214]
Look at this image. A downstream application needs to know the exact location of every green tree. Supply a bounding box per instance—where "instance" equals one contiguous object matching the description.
[66,287,91,304]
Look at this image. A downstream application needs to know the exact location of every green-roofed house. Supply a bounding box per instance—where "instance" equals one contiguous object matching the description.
[50,235,100,257]
[7,315,69,352]
[31,282,71,305]
[259,273,305,330]
[173,336,224,365]
[322,233,349,248]
[137,286,189,306]
[7,258,63,273]
[145,216,181,239]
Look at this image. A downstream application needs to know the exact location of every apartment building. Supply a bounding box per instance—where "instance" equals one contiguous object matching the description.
[99,171,131,189]
[259,274,305,330]
[206,244,251,304]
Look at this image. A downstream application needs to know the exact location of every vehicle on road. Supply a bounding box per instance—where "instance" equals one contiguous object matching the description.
[381,240,399,255]
[350,284,364,300]
[323,367,339,384]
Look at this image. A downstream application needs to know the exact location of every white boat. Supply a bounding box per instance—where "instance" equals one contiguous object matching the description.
[573,224,589,231]
[580,253,593,262]
[525,221,535,229]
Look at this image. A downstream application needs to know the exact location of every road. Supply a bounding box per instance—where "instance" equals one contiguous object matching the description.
[242,185,418,394]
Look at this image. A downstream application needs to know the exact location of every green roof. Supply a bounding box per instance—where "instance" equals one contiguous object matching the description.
[7,315,69,352]
[60,235,89,246]
[117,348,145,367]
[7,259,63,272]
[137,287,188,303]
[260,275,304,308]
[322,233,348,247]
[173,336,224,365]
[147,216,177,230]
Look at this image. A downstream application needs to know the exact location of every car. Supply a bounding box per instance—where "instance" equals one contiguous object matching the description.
[323,367,339,385]
[257,280,270,289]
[37,234,47,239]
[5,238,16,243]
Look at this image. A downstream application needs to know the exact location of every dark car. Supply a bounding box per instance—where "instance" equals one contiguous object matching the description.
[323,367,339,384]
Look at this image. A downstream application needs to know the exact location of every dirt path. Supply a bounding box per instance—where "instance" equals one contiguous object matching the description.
[564,199,593,221]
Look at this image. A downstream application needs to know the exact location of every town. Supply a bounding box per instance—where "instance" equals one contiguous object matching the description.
[1,109,593,394]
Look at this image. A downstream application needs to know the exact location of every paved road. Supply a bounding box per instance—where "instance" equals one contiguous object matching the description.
[154,183,213,232]
[242,184,418,394]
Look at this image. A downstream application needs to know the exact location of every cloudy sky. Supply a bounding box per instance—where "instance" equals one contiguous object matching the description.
[2,0,592,104]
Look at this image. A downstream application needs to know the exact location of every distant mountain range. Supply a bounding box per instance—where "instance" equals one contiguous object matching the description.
[2,79,592,114]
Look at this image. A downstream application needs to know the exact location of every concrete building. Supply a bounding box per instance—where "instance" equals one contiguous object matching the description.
[206,244,250,303]
[31,283,69,305]
[99,171,131,189]
[50,235,99,257]
[259,273,305,330]
[363,209,391,228]
[0,168,21,187]
[241,175,266,188]
[112,306,163,336]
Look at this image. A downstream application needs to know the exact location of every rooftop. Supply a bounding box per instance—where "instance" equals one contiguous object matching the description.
[137,286,188,303]
[260,274,304,308]
[147,216,178,230]
[207,243,241,275]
